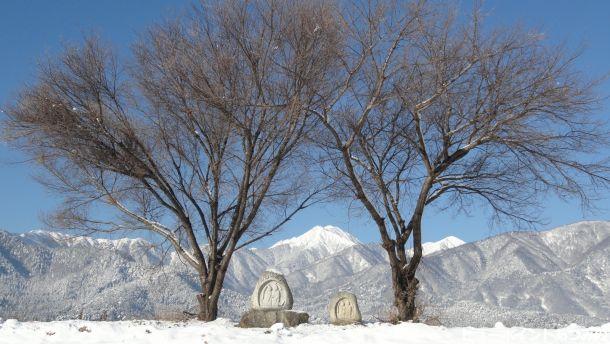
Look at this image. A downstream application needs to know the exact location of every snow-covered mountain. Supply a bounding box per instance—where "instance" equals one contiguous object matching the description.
[420,236,465,255]
[270,225,361,255]
[0,221,609,328]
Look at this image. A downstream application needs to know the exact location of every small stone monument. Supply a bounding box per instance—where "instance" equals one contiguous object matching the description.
[328,291,362,325]
[250,271,293,310]
[239,271,309,328]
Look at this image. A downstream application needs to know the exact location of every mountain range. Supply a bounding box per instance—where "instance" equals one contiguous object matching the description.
[0,221,609,328]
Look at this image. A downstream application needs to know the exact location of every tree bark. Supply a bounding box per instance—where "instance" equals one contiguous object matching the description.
[196,292,219,321]
[390,258,419,321]
[196,267,228,321]
[385,211,425,322]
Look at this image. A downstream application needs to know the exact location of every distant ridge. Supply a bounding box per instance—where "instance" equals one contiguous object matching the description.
[1,221,609,328]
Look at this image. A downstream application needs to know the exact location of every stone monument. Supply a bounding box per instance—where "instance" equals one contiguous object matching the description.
[250,271,293,310]
[328,291,362,325]
[239,271,309,328]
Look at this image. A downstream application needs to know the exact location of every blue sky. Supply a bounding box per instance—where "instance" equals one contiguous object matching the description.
[1,1,609,247]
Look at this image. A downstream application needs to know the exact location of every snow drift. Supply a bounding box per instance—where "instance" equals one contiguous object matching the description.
[1,318,609,344]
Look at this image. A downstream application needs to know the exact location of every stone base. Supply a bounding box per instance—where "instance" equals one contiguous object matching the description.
[331,319,362,326]
[238,309,309,328]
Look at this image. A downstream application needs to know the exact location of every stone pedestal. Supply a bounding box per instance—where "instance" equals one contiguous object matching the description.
[328,291,362,325]
[239,309,309,328]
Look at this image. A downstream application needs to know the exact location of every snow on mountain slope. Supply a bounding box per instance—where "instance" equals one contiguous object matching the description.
[409,236,466,255]
[20,230,154,251]
[1,222,609,328]
[415,221,610,327]
[271,225,361,255]
[242,226,461,281]
[18,230,163,265]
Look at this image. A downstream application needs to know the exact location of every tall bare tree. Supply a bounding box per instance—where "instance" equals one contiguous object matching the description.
[2,0,340,321]
[311,0,609,321]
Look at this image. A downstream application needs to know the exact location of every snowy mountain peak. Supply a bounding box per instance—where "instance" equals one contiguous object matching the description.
[270,225,361,255]
[422,236,466,255]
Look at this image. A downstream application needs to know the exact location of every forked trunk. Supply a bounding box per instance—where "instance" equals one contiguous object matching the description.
[386,214,425,322]
[390,260,419,321]
[196,267,227,322]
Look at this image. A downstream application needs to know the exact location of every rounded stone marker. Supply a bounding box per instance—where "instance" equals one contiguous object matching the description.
[328,291,362,325]
[251,271,293,310]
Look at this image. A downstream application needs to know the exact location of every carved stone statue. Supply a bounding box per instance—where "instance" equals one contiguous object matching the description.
[328,291,362,325]
[250,271,293,310]
[239,270,308,328]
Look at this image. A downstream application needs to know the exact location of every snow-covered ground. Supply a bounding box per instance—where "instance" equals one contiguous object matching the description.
[1,319,609,344]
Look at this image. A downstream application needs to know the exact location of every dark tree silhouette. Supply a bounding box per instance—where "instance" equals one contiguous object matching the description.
[2,0,339,321]
[311,0,609,321]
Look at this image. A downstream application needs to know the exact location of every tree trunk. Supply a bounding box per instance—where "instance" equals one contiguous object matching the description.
[387,215,425,322]
[196,267,227,321]
[390,260,419,321]
[196,292,219,321]
[389,183,428,322]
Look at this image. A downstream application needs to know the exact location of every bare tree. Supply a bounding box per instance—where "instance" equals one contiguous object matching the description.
[2,0,340,321]
[311,0,609,321]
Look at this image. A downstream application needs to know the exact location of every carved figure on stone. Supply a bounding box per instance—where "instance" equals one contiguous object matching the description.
[336,298,354,319]
[259,280,285,308]
[240,270,307,328]
[328,291,362,325]
[250,271,293,310]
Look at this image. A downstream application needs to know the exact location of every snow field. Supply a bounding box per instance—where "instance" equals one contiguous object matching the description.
[1,318,609,344]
